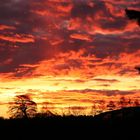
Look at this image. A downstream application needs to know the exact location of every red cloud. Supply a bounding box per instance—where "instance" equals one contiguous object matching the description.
[0,34,35,43]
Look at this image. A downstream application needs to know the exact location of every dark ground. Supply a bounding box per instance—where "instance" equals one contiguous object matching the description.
[1,107,140,140]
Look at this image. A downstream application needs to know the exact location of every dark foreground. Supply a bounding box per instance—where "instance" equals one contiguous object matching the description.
[1,107,140,139]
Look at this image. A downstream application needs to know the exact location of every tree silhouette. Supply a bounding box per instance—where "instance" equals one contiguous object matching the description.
[90,103,97,116]
[125,9,140,26]
[125,9,140,73]
[135,66,140,74]
[41,102,57,117]
[9,95,37,119]
[127,98,132,107]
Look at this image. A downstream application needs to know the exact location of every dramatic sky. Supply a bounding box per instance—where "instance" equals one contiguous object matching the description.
[0,0,140,118]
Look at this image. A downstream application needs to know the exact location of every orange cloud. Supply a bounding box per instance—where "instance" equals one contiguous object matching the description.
[31,48,140,80]
[57,3,73,13]
[0,24,15,30]
[105,2,124,17]
[0,34,35,43]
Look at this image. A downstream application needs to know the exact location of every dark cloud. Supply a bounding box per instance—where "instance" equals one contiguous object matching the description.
[135,66,140,74]
[71,2,95,18]
[99,84,110,87]
[67,106,87,110]
[90,32,140,59]
[65,89,138,96]
[0,0,30,25]
[71,1,111,19]
[54,59,83,71]
[80,99,94,104]
[93,78,119,83]
[100,17,128,30]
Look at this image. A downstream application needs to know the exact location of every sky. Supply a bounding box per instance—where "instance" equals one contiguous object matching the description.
[0,0,140,118]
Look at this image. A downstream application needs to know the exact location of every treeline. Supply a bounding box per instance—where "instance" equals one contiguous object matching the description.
[6,94,140,119]
[91,96,140,115]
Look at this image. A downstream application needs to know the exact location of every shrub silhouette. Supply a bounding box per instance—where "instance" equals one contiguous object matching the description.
[9,95,37,119]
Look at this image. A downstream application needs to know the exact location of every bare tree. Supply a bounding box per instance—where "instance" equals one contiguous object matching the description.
[68,106,85,116]
[90,103,97,116]
[127,98,132,107]
[40,102,57,117]
[9,95,37,119]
